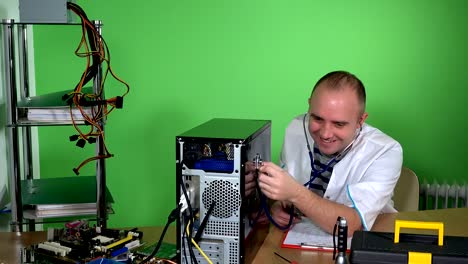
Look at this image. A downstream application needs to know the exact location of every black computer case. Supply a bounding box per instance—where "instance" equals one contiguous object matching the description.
[176,118,271,264]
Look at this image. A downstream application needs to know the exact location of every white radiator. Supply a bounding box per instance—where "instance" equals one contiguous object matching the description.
[420,183,468,210]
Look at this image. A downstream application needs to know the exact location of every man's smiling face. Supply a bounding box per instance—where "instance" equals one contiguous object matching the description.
[308,84,367,156]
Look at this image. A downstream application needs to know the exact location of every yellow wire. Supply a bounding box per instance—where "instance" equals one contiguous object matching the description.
[191,238,213,264]
[185,219,213,264]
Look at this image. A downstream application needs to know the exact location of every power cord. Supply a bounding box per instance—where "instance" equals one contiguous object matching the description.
[140,205,181,264]
[193,201,215,243]
[178,161,197,263]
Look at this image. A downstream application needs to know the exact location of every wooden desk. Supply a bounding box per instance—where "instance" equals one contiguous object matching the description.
[251,208,468,264]
[1,208,467,264]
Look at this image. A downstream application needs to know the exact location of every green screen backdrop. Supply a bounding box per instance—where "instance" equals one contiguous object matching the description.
[33,0,468,227]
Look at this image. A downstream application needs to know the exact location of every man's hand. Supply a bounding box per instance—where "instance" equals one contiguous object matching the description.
[270,201,302,228]
[244,161,257,197]
[257,161,303,202]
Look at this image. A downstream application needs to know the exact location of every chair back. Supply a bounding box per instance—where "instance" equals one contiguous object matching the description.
[393,167,419,212]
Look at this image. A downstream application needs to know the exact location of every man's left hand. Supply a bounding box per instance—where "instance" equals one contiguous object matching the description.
[257,161,302,202]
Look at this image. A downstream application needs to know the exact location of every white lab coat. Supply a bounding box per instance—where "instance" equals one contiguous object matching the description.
[280,114,403,230]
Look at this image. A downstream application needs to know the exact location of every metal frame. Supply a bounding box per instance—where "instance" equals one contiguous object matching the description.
[1,19,107,231]
[3,19,23,232]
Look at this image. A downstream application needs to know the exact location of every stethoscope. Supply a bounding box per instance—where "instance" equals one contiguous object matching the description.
[302,113,361,190]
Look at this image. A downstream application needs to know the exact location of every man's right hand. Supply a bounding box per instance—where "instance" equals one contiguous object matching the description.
[270,201,302,229]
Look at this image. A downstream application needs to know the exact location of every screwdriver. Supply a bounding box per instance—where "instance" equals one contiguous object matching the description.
[274,252,298,264]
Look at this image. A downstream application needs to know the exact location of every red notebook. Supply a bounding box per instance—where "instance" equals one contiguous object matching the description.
[281,218,351,251]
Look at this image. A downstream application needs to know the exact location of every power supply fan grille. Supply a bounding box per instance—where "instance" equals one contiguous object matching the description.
[202,180,241,219]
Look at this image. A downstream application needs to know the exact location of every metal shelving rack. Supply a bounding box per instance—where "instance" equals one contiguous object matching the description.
[2,19,108,232]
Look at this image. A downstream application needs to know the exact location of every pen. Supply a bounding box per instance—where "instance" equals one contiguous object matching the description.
[274,252,298,264]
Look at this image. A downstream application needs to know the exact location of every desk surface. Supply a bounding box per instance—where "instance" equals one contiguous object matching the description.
[1,208,467,264]
[252,207,468,264]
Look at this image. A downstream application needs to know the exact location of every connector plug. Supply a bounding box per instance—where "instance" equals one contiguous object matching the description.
[115,96,123,109]
[168,205,181,223]
[76,138,86,148]
[179,195,188,214]
[62,94,73,105]
[69,135,79,141]
[79,97,90,106]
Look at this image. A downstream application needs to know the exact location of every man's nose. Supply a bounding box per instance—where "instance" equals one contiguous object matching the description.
[319,123,333,139]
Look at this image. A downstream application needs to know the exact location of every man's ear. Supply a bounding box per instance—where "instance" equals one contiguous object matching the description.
[359,112,369,127]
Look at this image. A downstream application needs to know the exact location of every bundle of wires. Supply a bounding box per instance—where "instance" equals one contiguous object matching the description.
[178,162,215,264]
[65,2,130,175]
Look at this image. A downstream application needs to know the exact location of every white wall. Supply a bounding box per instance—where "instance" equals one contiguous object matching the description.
[0,0,39,211]
[0,0,19,211]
